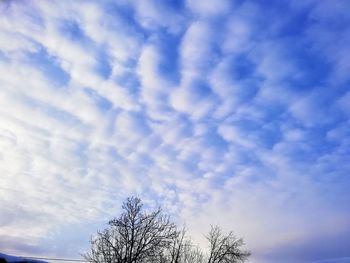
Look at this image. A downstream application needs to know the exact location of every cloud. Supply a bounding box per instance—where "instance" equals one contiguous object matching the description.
[133,0,186,33]
[186,0,232,17]
[0,0,350,262]
[337,91,350,116]
[170,79,218,119]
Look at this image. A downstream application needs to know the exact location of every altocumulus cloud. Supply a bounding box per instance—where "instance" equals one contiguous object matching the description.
[0,0,350,262]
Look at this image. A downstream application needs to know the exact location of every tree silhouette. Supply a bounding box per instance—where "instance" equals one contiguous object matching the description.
[85,197,250,263]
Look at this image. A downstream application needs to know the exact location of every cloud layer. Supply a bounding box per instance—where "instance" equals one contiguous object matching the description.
[1,0,350,262]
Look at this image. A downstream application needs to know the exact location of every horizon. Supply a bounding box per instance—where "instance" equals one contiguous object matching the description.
[1,0,350,262]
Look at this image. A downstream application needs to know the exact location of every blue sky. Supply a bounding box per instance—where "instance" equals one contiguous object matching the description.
[0,0,350,262]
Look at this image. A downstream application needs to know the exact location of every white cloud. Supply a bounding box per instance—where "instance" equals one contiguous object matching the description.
[133,0,186,33]
[1,1,350,262]
[180,20,217,79]
[289,89,337,127]
[186,0,232,17]
[337,91,350,116]
[169,83,217,120]
[97,81,140,111]
[222,7,257,54]
[253,41,299,83]
[0,31,39,54]
[217,124,256,148]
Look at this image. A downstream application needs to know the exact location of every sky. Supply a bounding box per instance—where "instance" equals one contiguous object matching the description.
[0,0,350,262]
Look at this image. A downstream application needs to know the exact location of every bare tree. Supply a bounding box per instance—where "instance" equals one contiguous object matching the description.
[159,228,205,263]
[85,197,178,263]
[85,197,250,263]
[206,226,250,263]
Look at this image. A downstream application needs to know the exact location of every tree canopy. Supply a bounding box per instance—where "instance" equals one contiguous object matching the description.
[85,197,250,263]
